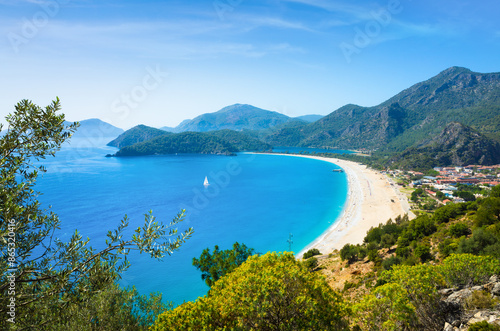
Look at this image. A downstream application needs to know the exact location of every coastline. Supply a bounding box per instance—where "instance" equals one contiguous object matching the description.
[258,153,411,257]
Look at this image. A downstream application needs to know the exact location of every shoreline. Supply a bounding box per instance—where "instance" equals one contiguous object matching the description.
[257,153,411,257]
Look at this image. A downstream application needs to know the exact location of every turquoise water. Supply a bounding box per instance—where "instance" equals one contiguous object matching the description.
[35,138,348,305]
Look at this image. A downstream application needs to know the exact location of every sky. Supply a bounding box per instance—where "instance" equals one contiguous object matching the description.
[1,0,499,130]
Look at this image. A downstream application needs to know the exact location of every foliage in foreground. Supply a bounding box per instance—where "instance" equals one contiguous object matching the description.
[0,99,192,329]
[353,254,500,331]
[192,242,255,287]
[153,252,350,330]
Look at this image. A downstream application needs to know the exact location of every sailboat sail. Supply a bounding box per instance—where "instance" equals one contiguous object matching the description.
[204,176,210,186]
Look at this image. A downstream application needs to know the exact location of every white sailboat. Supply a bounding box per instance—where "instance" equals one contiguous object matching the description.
[203,176,210,186]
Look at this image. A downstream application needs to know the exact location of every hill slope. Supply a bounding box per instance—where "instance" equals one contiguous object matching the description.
[107,125,170,148]
[174,104,292,132]
[112,130,271,157]
[389,122,500,170]
[67,119,124,139]
[266,67,500,151]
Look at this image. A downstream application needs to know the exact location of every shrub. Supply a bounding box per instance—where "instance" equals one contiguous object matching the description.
[380,233,397,248]
[382,256,402,271]
[458,228,498,256]
[353,282,416,331]
[303,248,321,259]
[438,238,458,259]
[192,242,255,287]
[414,244,433,263]
[340,244,359,264]
[449,222,471,238]
[440,254,500,287]
[153,252,350,330]
[303,256,319,271]
[433,203,467,224]
[468,321,500,331]
[464,290,499,311]
[475,197,500,227]
[388,264,446,330]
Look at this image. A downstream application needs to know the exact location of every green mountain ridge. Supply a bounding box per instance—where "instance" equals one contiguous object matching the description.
[388,122,500,170]
[266,67,500,152]
[112,129,271,156]
[172,104,293,132]
[65,118,124,138]
[107,124,170,148]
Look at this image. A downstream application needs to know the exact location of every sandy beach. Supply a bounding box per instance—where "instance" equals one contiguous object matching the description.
[262,153,411,257]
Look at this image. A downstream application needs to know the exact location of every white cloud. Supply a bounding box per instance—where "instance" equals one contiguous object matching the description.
[281,0,375,21]
[239,15,315,32]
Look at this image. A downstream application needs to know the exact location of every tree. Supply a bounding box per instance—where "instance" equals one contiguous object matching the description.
[475,197,500,227]
[455,191,476,202]
[340,243,359,264]
[440,254,500,287]
[303,248,321,259]
[0,99,193,329]
[153,252,350,330]
[386,264,446,330]
[490,185,500,198]
[353,282,416,331]
[192,242,255,287]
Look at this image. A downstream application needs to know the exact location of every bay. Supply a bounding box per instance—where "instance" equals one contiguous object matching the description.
[35,138,348,305]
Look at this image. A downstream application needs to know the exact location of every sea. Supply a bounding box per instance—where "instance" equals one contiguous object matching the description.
[34,137,348,306]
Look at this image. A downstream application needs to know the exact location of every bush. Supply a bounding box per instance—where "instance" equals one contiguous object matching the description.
[382,256,402,271]
[438,238,458,259]
[374,264,446,330]
[475,197,500,227]
[303,256,319,271]
[468,321,500,331]
[433,203,468,224]
[464,290,499,311]
[192,242,255,287]
[414,244,433,263]
[353,282,416,331]
[340,244,359,264]
[440,254,500,287]
[400,215,437,243]
[455,191,476,202]
[458,228,498,256]
[380,233,397,248]
[153,252,350,330]
[303,248,321,259]
[449,222,471,238]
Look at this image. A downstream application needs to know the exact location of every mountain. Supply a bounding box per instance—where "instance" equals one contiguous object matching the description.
[107,125,170,148]
[173,104,292,132]
[160,120,191,132]
[111,130,271,157]
[295,115,324,123]
[388,122,500,170]
[66,119,124,139]
[267,67,500,151]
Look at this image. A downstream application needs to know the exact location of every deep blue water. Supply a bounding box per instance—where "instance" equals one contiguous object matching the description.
[35,138,348,305]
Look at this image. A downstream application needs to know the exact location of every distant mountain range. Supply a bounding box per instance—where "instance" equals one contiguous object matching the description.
[78,66,500,168]
[266,67,500,152]
[295,114,324,123]
[65,118,124,138]
[160,104,294,133]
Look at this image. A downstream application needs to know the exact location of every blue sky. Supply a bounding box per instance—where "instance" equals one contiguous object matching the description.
[1,0,499,129]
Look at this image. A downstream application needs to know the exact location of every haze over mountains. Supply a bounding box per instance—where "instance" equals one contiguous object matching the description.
[75,66,500,168]
[159,104,320,133]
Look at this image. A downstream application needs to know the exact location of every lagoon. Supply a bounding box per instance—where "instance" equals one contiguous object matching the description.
[35,138,347,305]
